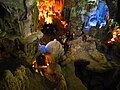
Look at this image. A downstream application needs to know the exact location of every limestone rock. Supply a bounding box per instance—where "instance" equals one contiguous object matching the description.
[0,0,41,60]
[62,61,87,90]
[24,31,43,44]
[67,36,112,72]
[0,65,47,90]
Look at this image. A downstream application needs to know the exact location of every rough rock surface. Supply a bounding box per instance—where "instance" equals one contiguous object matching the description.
[67,36,112,72]
[62,61,87,90]
[1,0,120,90]
[69,0,87,36]
[0,58,49,90]
[65,35,120,90]
[0,0,41,60]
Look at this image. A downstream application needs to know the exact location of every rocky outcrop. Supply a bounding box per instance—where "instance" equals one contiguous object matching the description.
[62,61,87,90]
[69,0,87,36]
[0,0,45,89]
[66,36,112,72]
[0,0,42,60]
[0,65,49,90]
[65,35,120,90]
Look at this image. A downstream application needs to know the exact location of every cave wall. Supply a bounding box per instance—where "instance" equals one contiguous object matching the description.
[105,0,120,25]
[0,0,43,61]
[63,0,87,36]
[0,0,120,90]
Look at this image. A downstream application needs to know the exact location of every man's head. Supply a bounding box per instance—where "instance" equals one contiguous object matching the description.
[36,54,46,66]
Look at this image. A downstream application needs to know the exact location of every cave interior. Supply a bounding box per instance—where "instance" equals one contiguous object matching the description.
[0,0,120,90]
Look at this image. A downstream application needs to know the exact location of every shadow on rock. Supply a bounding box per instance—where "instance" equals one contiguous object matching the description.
[74,60,119,90]
[0,57,31,79]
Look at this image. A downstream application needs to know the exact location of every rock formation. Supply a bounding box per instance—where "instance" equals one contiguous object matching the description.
[0,0,120,90]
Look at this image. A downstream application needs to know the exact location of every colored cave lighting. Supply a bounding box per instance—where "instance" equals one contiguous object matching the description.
[84,0,109,29]
[36,0,63,24]
[38,44,49,53]
[61,20,68,28]
[36,0,67,27]
[108,27,120,44]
